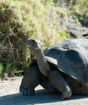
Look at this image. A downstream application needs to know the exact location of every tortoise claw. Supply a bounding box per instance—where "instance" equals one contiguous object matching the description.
[20,86,35,96]
[61,87,72,99]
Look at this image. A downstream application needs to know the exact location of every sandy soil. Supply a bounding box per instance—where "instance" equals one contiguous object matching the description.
[0,76,88,105]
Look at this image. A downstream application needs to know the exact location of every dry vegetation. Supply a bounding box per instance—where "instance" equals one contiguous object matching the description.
[0,0,88,78]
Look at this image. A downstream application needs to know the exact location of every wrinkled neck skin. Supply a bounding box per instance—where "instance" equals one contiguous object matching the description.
[33,49,51,77]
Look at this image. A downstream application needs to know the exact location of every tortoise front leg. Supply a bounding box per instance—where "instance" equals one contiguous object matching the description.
[49,70,72,99]
[20,65,43,96]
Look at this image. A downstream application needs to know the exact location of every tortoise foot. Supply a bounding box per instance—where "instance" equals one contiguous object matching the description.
[61,86,72,99]
[20,86,35,96]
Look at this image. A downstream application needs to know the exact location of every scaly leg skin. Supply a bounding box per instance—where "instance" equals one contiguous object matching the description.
[49,70,72,99]
[40,77,57,93]
[20,65,43,96]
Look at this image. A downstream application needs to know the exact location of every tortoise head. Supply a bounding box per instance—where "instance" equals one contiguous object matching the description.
[26,38,42,53]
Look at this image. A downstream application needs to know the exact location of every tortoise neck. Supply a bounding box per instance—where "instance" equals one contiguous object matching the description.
[35,49,50,77]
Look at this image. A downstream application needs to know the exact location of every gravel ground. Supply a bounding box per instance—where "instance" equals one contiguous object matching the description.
[0,76,88,105]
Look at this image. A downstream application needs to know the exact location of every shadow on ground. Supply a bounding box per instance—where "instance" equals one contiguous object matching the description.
[0,90,88,105]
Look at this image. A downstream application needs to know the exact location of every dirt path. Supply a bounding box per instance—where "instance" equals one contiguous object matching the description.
[0,76,88,105]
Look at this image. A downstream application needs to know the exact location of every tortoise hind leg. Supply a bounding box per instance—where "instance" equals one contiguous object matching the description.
[49,70,72,99]
[40,77,57,92]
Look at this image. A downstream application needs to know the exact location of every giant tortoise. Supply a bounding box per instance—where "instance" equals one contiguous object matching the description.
[20,38,88,99]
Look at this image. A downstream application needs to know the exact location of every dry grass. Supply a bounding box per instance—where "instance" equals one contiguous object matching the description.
[0,0,87,77]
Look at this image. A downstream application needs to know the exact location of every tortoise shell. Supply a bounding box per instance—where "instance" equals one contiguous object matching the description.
[44,38,88,84]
